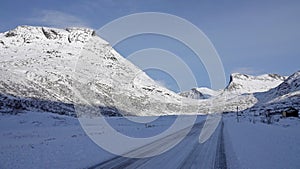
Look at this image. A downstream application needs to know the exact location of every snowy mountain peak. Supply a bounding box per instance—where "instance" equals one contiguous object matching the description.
[244,70,300,113]
[230,73,285,81]
[285,71,300,85]
[0,25,298,117]
[0,25,203,116]
[179,87,221,100]
[273,70,300,95]
[2,25,103,44]
[179,88,205,99]
[226,73,286,94]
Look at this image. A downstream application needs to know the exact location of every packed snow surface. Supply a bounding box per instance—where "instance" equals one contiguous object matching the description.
[224,114,300,169]
[0,111,205,168]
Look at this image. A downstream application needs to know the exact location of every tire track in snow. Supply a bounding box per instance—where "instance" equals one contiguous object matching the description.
[214,121,227,169]
[89,118,227,169]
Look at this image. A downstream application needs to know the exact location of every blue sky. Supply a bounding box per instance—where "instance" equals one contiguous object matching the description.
[1,0,300,91]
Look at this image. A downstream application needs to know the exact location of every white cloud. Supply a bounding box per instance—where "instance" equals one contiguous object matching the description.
[28,10,88,28]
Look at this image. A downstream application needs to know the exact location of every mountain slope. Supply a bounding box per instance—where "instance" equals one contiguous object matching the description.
[1,26,298,117]
[247,71,300,113]
[225,73,286,94]
[217,72,300,113]
[180,72,297,113]
[0,26,205,116]
[179,87,221,99]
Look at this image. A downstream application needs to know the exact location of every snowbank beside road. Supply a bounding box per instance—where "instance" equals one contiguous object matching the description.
[0,112,114,169]
[224,116,300,169]
[0,111,205,169]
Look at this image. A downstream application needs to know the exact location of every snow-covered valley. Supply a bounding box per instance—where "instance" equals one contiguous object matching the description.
[1,111,300,169]
[0,25,300,169]
[2,26,298,118]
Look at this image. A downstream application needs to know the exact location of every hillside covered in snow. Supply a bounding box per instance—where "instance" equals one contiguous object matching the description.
[0,26,205,116]
[0,26,299,117]
[179,87,222,99]
[181,71,300,114]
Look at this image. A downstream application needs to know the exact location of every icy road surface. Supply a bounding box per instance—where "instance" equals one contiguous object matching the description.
[90,121,226,169]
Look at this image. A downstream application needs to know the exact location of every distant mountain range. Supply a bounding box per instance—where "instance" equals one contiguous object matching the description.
[0,26,299,116]
[181,71,300,115]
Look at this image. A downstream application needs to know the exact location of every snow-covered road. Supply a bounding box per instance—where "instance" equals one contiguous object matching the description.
[2,112,299,169]
[90,121,226,169]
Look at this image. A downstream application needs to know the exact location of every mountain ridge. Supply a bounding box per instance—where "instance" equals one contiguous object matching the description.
[0,25,299,117]
[0,25,203,116]
[225,73,286,94]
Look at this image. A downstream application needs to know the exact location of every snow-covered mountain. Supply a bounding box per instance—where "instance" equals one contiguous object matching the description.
[179,87,221,99]
[246,71,300,113]
[222,72,299,113]
[0,26,205,116]
[225,73,286,94]
[181,72,299,114]
[0,26,298,117]
[220,73,288,112]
